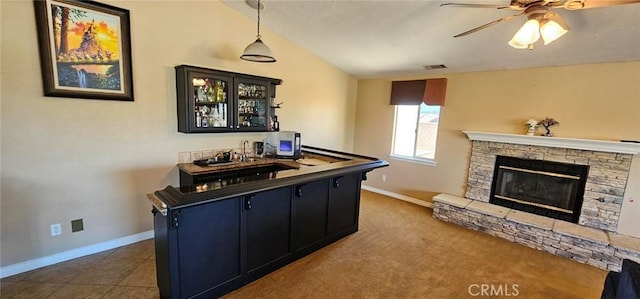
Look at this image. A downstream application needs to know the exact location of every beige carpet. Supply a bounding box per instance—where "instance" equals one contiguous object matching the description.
[225,190,606,298]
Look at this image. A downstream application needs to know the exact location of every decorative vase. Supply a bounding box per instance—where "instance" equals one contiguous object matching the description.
[526,126,535,136]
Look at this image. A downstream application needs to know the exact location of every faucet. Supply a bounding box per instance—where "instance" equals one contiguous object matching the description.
[241,140,249,162]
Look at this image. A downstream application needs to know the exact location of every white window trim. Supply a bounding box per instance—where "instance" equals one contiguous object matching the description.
[389,154,437,167]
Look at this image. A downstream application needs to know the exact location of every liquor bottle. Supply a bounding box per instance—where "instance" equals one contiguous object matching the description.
[196,86,205,102]
[221,82,227,102]
[273,115,279,131]
[202,113,209,128]
[212,106,219,127]
[221,103,227,127]
[206,85,215,102]
[214,81,224,102]
[195,110,202,128]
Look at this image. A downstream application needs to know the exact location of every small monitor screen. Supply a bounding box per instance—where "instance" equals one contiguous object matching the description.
[279,140,293,152]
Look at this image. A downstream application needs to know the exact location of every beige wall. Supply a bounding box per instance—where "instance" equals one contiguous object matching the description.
[354,62,640,237]
[0,0,357,266]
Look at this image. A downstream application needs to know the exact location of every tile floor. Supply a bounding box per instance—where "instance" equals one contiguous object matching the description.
[0,239,159,298]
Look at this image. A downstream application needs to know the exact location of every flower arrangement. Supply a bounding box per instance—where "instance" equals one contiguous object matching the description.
[524,119,538,136]
[539,117,559,136]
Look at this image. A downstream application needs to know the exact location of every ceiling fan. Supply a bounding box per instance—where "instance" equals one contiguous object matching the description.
[441,0,640,49]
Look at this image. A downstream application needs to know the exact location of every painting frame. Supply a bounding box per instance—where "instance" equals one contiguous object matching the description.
[33,0,134,101]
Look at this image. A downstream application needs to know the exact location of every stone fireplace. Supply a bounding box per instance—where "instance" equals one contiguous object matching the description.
[432,131,640,270]
[464,132,637,232]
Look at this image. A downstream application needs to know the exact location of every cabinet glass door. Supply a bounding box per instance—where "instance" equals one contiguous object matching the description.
[236,80,268,131]
[191,74,231,131]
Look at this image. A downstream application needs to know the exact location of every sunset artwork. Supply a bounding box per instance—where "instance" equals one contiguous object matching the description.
[47,0,124,92]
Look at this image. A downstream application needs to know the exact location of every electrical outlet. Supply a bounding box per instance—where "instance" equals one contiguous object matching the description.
[382,175,387,182]
[50,223,61,237]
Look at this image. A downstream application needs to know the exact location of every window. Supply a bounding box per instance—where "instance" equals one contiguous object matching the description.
[391,103,440,164]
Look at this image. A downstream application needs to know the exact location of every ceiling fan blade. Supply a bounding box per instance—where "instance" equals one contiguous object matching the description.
[453,12,524,38]
[440,3,510,9]
[564,0,640,10]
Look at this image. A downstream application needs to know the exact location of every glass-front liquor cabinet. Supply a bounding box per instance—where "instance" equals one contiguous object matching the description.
[176,65,282,133]
[193,76,230,130]
[236,79,268,131]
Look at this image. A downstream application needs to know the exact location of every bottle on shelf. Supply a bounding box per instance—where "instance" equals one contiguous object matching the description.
[214,81,224,102]
[202,112,209,128]
[218,103,225,127]
[222,82,227,102]
[211,106,219,127]
[206,83,215,102]
[272,115,279,131]
[195,86,204,102]
[238,83,246,97]
[195,110,202,128]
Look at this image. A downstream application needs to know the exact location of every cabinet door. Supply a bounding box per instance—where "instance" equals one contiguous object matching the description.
[327,173,362,235]
[176,66,234,133]
[244,187,291,275]
[292,180,329,251]
[176,197,242,298]
[235,77,271,132]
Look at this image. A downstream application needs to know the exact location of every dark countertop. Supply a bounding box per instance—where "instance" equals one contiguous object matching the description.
[177,158,302,175]
[151,146,388,211]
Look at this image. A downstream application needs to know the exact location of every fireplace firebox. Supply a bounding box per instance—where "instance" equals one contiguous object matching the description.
[489,156,589,223]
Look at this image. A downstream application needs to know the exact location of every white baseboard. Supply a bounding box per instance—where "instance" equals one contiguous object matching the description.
[362,185,434,209]
[2,188,429,278]
[0,230,154,279]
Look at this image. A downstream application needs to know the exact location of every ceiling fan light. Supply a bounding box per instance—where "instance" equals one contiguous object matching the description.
[540,19,569,45]
[508,39,530,49]
[509,19,541,49]
[241,38,276,63]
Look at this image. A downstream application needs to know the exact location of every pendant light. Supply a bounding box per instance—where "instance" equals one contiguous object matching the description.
[241,0,276,63]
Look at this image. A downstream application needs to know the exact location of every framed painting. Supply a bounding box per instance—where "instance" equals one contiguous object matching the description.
[33,0,134,101]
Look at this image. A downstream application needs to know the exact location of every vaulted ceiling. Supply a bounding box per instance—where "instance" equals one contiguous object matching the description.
[223,0,640,79]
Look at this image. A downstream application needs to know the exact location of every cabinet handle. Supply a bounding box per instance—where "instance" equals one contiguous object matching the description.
[295,185,304,197]
[333,176,343,188]
[244,195,254,210]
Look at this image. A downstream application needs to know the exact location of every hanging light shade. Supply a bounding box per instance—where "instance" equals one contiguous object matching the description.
[241,38,276,62]
[241,0,276,63]
[540,12,569,45]
[508,19,541,49]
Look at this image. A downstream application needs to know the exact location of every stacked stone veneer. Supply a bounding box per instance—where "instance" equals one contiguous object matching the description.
[433,194,640,271]
[466,140,633,231]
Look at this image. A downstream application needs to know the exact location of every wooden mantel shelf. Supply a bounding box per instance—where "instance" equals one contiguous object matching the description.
[463,131,640,155]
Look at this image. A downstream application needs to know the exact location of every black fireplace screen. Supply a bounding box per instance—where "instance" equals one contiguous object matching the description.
[490,156,589,223]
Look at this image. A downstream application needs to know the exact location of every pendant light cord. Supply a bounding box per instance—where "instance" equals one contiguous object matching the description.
[256,0,262,39]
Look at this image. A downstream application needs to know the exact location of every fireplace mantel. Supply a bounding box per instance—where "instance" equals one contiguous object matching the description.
[463,131,640,155]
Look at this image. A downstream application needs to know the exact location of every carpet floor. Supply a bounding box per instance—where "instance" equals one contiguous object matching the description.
[1,190,606,298]
[225,190,606,298]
